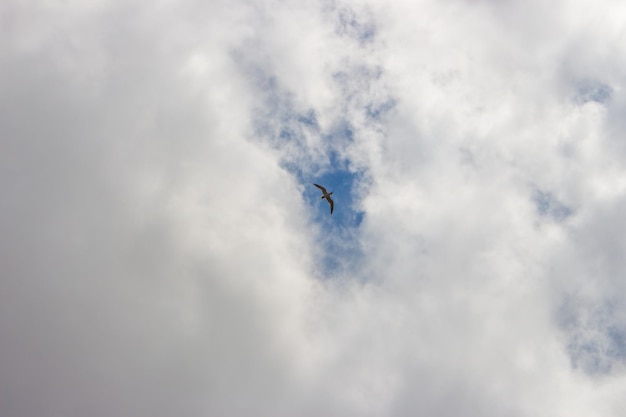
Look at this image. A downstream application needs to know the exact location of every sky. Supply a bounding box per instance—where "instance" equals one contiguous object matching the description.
[1,0,626,416]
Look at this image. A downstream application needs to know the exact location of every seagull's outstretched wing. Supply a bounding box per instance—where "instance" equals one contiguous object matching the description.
[328,196,334,214]
[313,183,327,193]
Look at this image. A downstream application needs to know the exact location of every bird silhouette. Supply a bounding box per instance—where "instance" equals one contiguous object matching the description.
[313,183,334,214]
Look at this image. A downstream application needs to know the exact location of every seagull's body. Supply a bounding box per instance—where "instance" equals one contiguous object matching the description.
[314,183,334,214]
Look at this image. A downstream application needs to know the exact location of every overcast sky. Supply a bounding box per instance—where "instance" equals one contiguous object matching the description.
[2,0,626,416]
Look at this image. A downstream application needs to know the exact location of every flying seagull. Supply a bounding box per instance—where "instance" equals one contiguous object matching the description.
[314,183,334,214]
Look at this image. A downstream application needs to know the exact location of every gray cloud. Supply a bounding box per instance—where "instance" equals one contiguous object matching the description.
[1,0,626,416]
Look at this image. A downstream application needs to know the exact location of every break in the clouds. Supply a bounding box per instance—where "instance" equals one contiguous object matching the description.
[1,0,626,416]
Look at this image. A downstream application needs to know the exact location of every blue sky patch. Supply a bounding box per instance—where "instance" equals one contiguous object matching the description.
[243,48,390,279]
[247,69,367,278]
[533,189,573,222]
[559,295,626,375]
[333,6,377,45]
[306,162,367,277]
[574,79,613,105]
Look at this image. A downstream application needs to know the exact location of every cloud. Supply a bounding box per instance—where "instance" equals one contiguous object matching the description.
[1,0,626,416]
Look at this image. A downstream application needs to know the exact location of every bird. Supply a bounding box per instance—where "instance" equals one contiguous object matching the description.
[313,183,334,214]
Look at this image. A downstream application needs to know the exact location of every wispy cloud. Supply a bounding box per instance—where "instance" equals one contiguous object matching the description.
[1,0,626,416]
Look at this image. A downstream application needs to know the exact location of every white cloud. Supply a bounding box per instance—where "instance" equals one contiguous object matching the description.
[1,0,626,416]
